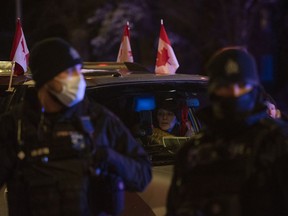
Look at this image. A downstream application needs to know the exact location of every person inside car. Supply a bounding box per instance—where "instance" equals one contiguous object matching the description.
[0,37,151,216]
[156,101,180,135]
[261,90,280,119]
[260,89,288,122]
[149,99,194,145]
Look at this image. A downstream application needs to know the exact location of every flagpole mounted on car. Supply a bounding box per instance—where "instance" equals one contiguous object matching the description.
[7,18,29,92]
[10,18,30,75]
[117,21,134,63]
[7,61,15,92]
[155,19,179,75]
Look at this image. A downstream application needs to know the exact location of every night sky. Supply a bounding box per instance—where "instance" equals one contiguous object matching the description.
[1,0,288,111]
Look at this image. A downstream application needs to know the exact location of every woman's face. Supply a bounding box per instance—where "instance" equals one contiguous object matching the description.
[157,108,177,132]
[265,101,277,118]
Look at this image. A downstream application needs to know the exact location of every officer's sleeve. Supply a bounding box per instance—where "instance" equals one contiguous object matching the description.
[92,112,152,192]
[165,140,193,216]
[272,136,288,213]
[0,114,17,189]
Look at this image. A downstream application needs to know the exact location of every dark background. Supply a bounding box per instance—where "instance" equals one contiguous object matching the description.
[1,0,288,112]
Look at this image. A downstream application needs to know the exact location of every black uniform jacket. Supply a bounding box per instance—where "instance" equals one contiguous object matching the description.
[166,105,288,216]
[0,98,152,215]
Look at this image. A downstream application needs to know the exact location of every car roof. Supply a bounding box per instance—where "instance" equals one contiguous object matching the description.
[85,73,208,88]
[0,61,208,87]
[82,62,208,88]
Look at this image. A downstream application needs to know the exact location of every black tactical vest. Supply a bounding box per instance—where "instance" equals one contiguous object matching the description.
[7,112,92,216]
[171,119,286,216]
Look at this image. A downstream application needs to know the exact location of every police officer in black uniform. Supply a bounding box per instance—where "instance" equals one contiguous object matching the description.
[166,47,288,216]
[0,38,151,216]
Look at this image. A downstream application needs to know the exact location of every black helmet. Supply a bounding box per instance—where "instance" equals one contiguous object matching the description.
[206,47,259,93]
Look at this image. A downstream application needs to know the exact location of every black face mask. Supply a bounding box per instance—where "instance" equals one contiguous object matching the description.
[211,88,258,120]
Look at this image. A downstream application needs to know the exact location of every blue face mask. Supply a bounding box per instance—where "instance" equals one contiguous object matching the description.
[211,88,258,120]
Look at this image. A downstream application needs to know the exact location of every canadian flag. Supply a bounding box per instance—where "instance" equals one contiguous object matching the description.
[10,18,29,75]
[117,22,133,63]
[155,20,179,75]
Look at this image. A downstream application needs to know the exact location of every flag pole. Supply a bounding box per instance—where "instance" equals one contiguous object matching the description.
[7,61,15,92]
[126,21,130,32]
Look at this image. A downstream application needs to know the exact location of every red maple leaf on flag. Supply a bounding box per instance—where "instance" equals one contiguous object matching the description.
[10,18,29,75]
[155,20,179,74]
[156,47,170,67]
[117,22,133,62]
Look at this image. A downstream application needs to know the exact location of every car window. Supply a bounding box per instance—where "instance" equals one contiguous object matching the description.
[86,82,209,165]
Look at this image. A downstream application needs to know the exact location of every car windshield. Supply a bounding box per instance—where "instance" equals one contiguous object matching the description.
[86,81,209,166]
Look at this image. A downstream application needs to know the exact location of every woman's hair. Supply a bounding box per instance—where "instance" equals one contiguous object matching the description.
[262,92,277,106]
[154,98,181,136]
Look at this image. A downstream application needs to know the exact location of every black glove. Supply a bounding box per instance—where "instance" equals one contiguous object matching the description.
[93,147,109,163]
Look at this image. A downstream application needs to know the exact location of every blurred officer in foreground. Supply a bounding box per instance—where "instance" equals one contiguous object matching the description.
[0,37,151,216]
[166,47,288,216]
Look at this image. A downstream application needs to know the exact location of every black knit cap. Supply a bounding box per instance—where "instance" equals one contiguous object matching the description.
[29,37,82,89]
[206,47,259,93]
